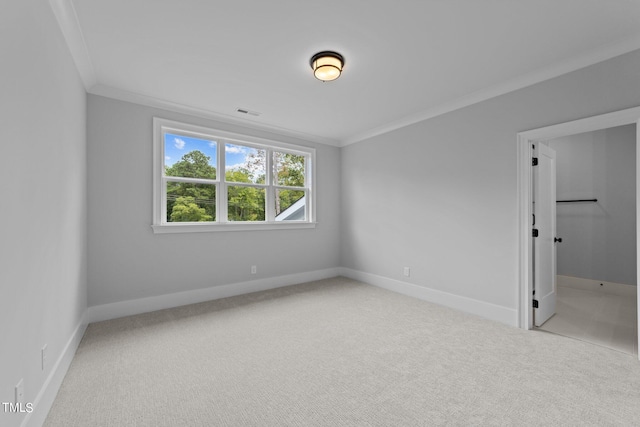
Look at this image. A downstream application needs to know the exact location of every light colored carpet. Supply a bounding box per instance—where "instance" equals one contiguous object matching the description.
[45,277,640,426]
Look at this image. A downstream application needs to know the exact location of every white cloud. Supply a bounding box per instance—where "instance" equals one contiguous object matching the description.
[209,141,217,148]
[174,138,186,149]
[225,144,246,154]
[165,156,171,161]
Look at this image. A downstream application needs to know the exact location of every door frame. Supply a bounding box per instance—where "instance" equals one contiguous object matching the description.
[517,106,640,359]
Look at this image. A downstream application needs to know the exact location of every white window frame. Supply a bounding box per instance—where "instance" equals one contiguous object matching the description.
[152,118,316,233]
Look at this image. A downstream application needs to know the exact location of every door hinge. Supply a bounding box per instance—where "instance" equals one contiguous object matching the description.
[532,229,539,237]
[532,299,539,308]
[532,157,538,166]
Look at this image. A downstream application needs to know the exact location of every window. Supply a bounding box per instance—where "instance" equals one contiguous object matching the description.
[153,118,315,233]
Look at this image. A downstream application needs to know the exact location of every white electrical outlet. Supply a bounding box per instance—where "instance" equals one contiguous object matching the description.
[403,267,410,277]
[42,344,48,371]
[15,379,24,404]
[251,265,257,274]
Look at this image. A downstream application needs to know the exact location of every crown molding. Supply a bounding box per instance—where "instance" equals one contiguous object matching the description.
[88,84,341,147]
[48,0,97,89]
[48,0,640,149]
[340,35,640,147]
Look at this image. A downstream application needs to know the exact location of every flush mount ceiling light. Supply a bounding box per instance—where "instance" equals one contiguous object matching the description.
[310,51,344,82]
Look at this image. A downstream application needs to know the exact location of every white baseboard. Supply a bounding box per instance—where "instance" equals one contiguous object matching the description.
[339,267,518,327]
[23,312,88,427]
[88,264,519,327]
[88,268,340,323]
[557,275,636,297]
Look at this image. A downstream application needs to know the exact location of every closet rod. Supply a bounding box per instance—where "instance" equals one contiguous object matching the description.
[556,199,598,203]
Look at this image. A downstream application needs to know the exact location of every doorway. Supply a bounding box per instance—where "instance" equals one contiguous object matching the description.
[535,126,637,354]
[517,106,640,360]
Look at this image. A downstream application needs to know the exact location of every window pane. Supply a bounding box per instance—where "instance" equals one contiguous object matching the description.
[165,133,217,179]
[227,186,265,221]
[275,189,306,221]
[166,182,216,222]
[274,152,305,187]
[225,143,266,184]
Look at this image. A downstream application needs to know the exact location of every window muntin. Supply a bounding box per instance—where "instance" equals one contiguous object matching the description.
[163,132,218,224]
[153,118,315,232]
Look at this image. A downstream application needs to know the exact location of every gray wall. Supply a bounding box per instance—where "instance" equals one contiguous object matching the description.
[0,1,87,426]
[3,7,640,423]
[340,49,640,311]
[87,96,341,307]
[549,125,636,285]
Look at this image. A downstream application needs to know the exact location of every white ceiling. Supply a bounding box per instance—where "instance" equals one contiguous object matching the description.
[52,0,640,146]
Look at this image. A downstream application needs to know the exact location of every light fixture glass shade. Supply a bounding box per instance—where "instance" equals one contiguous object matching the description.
[310,51,344,82]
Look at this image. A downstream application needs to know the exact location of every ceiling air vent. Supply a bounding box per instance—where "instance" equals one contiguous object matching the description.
[236,108,261,117]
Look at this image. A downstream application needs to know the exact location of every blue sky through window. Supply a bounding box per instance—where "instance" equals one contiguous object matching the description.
[164,133,261,174]
[164,133,217,168]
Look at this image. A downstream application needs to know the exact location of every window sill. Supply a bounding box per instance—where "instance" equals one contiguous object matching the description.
[151,222,317,234]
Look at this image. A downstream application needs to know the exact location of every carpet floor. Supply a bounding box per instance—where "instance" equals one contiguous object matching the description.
[45,277,640,426]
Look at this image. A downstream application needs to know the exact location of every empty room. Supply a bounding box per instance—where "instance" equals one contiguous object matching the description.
[3,1,640,426]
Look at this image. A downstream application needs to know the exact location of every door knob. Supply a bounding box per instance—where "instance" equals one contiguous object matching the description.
[554,237,562,243]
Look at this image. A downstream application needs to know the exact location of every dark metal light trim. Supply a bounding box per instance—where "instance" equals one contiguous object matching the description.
[309,51,345,81]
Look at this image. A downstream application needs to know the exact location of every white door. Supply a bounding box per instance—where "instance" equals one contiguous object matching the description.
[533,144,557,326]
